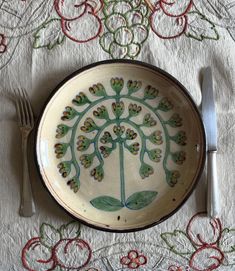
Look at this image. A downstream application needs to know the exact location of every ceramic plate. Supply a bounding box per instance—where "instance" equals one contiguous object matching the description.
[36,60,206,232]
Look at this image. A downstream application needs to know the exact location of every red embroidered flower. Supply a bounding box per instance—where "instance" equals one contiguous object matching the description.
[0,34,7,53]
[150,0,192,39]
[120,250,147,269]
[54,0,102,43]
[168,265,189,271]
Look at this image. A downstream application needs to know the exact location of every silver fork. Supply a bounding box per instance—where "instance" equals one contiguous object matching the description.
[14,89,36,217]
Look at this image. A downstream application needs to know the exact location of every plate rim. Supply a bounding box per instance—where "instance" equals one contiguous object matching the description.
[34,59,206,233]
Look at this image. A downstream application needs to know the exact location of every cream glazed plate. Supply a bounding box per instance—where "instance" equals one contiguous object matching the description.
[36,60,206,232]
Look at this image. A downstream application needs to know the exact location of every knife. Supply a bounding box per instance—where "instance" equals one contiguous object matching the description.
[202,67,220,218]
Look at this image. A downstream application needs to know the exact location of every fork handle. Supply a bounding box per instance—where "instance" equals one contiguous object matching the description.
[207,151,220,218]
[19,133,36,217]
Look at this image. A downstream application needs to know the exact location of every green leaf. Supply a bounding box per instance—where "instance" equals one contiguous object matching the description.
[67,176,80,193]
[93,105,109,120]
[125,142,139,155]
[72,92,91,106]
[142,113,157,127]
[128,103,142,117]
[61,106,78,121]
[77,135,91,151]
[33,19,65,50]
[91,165,104,182]
[148,148,162,162]
[90,196,124,211]
[126,191,157,210]
[161,230,195,255]
[166,113,182,127]
[58,161,71,178]
[89,83,106,97]
[110,78,124,94]
[100,146,113,158]
[157,98,173,112]
[139,162,154,179]
[60,221,81,239]
[40,223,61,248]
[185,11,219,41]
[144,85,158,99]
[80,153,95,168]
[54,143,69,158]
[112,101,125,118]
[56,124,70,138]
[220,228,235,253]
[127,80,142,94]
[81,117,98,133]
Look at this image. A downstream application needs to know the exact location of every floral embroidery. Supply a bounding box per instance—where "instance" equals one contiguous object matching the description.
[22,221,91,271]
[120,250,147,269]
[21,213,235,271]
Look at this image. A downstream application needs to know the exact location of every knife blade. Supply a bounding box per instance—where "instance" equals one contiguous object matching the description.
[202,67,220,218]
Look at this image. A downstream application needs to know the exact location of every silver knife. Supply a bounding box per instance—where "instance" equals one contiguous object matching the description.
[202,67,220,218]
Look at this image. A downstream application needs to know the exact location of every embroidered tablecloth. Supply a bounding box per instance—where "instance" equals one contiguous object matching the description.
[0,1,235,270]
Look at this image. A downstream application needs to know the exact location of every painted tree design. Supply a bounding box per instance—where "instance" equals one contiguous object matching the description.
[54,78,187,211]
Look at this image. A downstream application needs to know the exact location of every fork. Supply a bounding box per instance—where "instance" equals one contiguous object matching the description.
[14,89,36,217]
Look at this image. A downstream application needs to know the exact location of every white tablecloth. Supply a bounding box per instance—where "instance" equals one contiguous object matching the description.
[0,1,235,270]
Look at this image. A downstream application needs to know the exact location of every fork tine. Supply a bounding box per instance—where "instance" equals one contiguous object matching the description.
[14,89,23,126]
[22,89,34,126]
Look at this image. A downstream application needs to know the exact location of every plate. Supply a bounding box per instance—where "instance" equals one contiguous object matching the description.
[36,60,206,232]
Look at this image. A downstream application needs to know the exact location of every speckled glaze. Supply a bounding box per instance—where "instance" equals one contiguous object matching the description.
[36,60,206,232]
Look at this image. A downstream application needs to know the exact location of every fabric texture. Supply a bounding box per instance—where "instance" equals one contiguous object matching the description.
[0,0,235,270]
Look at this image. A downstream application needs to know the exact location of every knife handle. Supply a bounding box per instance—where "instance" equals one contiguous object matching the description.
[207,151,220,218]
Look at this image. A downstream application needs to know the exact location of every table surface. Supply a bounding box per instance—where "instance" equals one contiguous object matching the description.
[0,1,235,270]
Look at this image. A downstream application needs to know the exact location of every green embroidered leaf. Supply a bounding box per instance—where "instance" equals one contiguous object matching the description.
[91,165,104,182]
[89,83,106,97]
[80,153,95,168]
[185,11,219,41]
[144,85,159,99]
[72,92,91,106]
[166,113,183,127]
[90,196,124,211]
[61,106,78,121]
[56,124,70,138]
[112,101,125,118]
[148,130,163,145]
[60,221,81,239]
[171,151,186,165]
[126,191,157,210]
[142,113,157,127]
[54,143,69,158]
[128,103,142,117]
[93,105,109,119]
[139,162,154,179]
[110,78,124,94]
[67,176,80,193]
[77,135,92,151]
[148,148,162,162]
[220,228,235,253]
[58,161,72,178]
[171,131,187,146]
[157,98,173,112]
[125,142,139,155]
[166,169,180,187]
[33,19,65,50]
[40,223,61,248]
[81,117,98,132]
[161,230,195,255]
[127,80,142,94]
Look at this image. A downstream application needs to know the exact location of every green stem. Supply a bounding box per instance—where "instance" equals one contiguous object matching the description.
[119,142,125,205]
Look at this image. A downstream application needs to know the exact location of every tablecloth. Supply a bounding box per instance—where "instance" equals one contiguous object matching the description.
[0,0,235,270]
